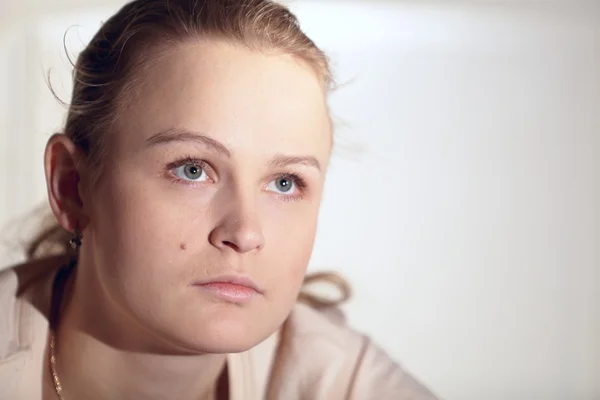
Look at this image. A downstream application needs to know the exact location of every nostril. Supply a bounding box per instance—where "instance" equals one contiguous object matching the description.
[222,240,239,251]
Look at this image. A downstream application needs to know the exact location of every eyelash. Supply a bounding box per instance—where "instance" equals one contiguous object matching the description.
[165,156,309,201]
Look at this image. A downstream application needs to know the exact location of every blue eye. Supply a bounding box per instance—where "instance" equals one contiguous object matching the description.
[173,164,208,182]
[267,176,297,195]
[275,177,293,192]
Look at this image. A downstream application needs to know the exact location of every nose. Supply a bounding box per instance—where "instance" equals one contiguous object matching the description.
[209,205,265,254]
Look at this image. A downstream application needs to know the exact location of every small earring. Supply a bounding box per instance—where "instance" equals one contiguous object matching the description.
[69,228,83,249]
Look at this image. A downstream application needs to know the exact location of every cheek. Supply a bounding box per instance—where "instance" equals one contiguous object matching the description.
[88,170,203,292]
[261,204,319,298]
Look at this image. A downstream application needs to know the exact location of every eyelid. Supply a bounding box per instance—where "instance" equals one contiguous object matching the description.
[166,157,203,170]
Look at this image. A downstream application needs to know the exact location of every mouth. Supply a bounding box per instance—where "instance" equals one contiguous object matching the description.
[192,275,263,303]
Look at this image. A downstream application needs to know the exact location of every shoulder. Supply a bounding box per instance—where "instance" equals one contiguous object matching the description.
[0,256,64,360]
[284,302,363,356]
[265,303,439,400]
[0,255,64,306]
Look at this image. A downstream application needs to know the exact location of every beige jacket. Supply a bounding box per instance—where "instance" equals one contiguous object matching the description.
[0,256,438,400]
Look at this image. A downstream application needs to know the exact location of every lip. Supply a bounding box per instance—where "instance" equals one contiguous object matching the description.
[192,275,263,303]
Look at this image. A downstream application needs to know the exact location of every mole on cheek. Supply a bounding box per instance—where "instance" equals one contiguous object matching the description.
[180,243,187,250]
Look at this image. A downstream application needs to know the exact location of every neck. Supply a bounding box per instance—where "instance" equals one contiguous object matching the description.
[51,262,228,400]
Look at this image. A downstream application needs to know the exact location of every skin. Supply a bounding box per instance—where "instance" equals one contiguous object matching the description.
[43,39,332,400]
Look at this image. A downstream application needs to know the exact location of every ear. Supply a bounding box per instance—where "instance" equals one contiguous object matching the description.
[44,134,89,233]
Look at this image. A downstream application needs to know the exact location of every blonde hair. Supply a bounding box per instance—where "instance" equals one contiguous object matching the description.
[28,0,349,309]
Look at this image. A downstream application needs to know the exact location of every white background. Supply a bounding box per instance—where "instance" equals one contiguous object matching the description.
[0,1,598,399]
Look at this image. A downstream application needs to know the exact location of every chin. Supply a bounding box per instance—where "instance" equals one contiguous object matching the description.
[189,317,275,354]
[145,293,294,355]
[162,307,282,355]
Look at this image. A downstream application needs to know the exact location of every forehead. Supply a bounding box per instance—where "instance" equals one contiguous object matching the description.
[114,39,332,158]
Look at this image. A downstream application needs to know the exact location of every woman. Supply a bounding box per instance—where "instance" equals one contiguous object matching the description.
[0,0,439,399]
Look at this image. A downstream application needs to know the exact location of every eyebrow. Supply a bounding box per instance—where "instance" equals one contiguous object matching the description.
[145,128,232,157]
[270,154,321,172]
[146,128,321,171]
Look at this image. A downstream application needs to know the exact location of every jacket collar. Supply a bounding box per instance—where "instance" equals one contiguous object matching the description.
[0,257,60,399]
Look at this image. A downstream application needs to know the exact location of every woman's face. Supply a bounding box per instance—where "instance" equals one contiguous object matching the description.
[82,40,331,353]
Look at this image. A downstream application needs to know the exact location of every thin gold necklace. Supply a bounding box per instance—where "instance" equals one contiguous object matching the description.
[48,260,75,400]
[48,331,65,400]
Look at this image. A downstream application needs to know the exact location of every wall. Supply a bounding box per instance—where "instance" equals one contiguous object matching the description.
[0,1,598,399]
